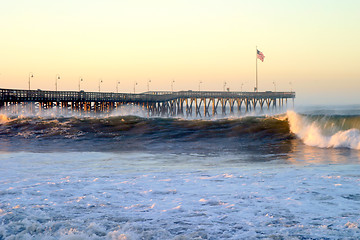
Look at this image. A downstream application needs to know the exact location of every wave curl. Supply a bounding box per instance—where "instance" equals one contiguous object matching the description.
[287,111,360,149]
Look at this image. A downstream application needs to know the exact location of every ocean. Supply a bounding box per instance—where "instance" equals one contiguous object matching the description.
[1,105,360,239]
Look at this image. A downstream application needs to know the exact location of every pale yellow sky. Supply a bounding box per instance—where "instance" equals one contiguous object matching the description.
[0,0,359,104]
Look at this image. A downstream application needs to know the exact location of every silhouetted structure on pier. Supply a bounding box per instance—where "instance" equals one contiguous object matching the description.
[0,88,295,117]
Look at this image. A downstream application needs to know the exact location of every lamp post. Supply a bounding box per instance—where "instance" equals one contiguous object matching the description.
[116,81,120,93]
[198,81,202,91]
[273,81,277,92]
[133,81,138,94]
[55,74,60,91]
[241,83,244,93]
[28,72,34,90]
[289,81,292,92]
[223,81,227,91]
[147,79,151,92]
[98,79,103,92]
[171,79,175,92]
[78,77,83,91]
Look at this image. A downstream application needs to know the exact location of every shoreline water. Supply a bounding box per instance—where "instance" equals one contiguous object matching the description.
[1,150,360,239]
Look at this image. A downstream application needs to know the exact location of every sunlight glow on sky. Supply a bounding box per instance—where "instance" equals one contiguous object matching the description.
[0,0,359,104]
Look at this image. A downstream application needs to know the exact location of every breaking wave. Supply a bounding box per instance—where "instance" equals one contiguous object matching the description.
[0,111,293,153]
[1,109,360,152]
[287,111,360,150]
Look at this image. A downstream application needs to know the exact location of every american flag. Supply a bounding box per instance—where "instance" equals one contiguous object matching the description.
[257,49,265,62]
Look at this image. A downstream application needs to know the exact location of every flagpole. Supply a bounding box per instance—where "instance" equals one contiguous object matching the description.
[255,46,258,92]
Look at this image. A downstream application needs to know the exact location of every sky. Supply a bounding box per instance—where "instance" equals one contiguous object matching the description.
[0,0,359,105]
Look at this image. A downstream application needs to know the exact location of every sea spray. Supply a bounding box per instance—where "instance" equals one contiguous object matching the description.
[109,105,149,118]
[0,114,9,124]
[287,111,360,149]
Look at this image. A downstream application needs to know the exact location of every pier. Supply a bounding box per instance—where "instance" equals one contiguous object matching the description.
[0,88,295,117]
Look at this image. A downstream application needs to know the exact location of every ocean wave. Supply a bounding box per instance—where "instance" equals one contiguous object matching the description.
[287,111,360,150]
[4,109,360,151]
[0,115,292,141]
[0,112,294,153]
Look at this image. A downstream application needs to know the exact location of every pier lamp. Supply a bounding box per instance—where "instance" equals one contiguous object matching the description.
[289,81,292,92]
[79,77,83,91]
[241,83,244,93]
[99,79,103,92]
[198,81,202,91]
[223,81,227,91]
[147,79,151,92]
[55,74,60,91]
[28,72,34,90]
[133,82,138,94]
[171,79,175,92]
[116,81,120,93]
[273,81,277,92]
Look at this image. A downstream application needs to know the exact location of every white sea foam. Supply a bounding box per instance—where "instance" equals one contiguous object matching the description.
[287,111,360,149]
[1,151,360,239]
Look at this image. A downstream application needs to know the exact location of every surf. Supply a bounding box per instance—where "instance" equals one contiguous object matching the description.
[287,111,360,150]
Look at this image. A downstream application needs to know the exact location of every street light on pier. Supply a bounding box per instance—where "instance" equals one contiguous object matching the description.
[273,81,277,92]
[116,81,120,93]
[289,81,293,92]
[198,81,202,91]
[28,72,34,90]
[133,81,138,94]
[223,81,227,91]
[99,79,103,92]
[171,79,175,92]
[147,79,151,92]
[241,83,244,93]
[55,74,60,91]
[78,77,83,91]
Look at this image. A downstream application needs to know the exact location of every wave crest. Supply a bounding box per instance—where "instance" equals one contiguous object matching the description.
[287,111,360,149]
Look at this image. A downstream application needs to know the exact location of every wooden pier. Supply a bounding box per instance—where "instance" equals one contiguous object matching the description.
[0,88,295,117]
